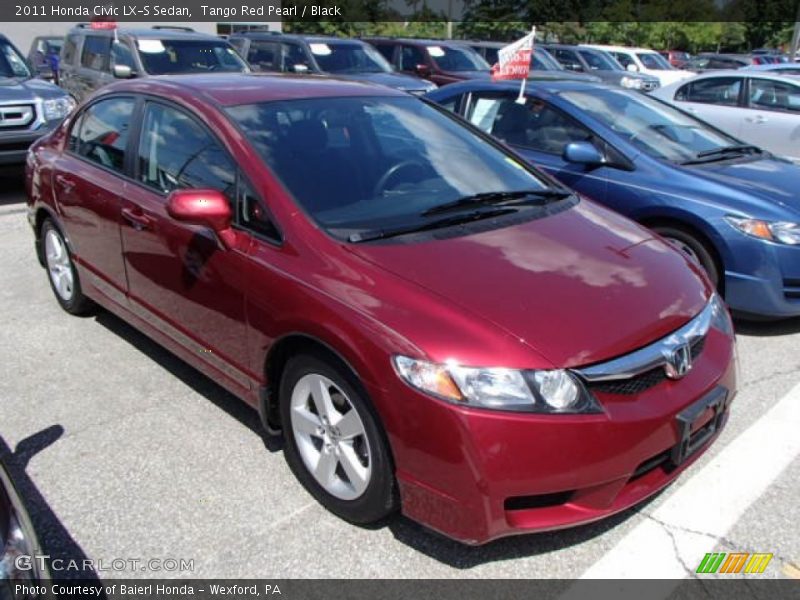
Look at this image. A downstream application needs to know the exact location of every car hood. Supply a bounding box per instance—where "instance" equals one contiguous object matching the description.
[337,72,432,91]
[347,200,710,368]
[685,157,800,216]
[0,76,67,100]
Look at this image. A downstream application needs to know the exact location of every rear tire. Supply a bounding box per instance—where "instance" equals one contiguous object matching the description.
[41,219,94,315]
[653,225,720,289]
[279,352,397,524]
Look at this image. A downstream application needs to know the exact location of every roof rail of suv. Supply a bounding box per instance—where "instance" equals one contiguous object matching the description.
[239,27,280,34]
[152,26,195,32]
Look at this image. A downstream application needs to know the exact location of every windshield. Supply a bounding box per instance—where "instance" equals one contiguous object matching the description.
[561,88,739,163]
[136,39,247,75]
[428,45,489,72]
[310,41,392,73]
[637,52,674,70]
[578,49,618,71]
[0,41,31,78]
[227,96,553,236]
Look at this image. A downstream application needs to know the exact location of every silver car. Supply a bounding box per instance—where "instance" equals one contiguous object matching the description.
[651,70,800,162]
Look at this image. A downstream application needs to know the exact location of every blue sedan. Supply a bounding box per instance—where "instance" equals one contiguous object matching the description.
[427,79,800,319]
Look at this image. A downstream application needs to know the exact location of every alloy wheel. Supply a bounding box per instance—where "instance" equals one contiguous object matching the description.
[45,228,74,302]
[289,373,372,500]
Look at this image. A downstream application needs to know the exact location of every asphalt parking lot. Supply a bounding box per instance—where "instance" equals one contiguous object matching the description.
[0,171,798,581]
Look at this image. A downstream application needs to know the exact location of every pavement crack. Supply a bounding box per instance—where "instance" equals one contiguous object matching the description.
[739,364,800,390]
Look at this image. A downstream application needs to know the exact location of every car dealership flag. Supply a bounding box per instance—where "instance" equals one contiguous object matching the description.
[491,27,535,103]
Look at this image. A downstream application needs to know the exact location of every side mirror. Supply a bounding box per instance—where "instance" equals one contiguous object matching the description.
[563,141,605,166]
[166,189,236,249]
[113,64,134,79]
[414,63,431,77]
[626,63,639,72]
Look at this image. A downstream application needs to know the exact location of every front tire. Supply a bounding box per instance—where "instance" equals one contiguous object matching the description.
[41,219,94,315]
[279,353,397,524]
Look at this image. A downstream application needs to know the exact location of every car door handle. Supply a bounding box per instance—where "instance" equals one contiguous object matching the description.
[746,115,767,124]
[121,206,153,231]
[54,174,75,193]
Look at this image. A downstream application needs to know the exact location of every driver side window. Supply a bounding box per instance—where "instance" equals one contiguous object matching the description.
[137,102,235,203]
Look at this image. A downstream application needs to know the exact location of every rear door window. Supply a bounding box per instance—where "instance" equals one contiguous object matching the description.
[748,78,800,113]
[75,97,135,174]
[677,77,742,106]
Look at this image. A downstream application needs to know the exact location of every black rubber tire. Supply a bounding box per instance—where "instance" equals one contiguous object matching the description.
[40,219,95,316]
[653,225,720,289]
[279,352,397,524]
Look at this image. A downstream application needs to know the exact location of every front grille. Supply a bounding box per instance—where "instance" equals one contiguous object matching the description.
[0,104,36,130]
[587,335,706,396]
[783,278,800,300]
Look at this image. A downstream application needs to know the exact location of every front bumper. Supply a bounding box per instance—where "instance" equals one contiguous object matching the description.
[722,234,800,319]
[382,327,736,544]
[0,124,56,166]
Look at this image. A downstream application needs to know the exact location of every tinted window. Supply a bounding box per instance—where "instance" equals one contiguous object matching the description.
[310,41,392,74]
[75,97,135,173]
[401,45,426,71]
[579,49,618,70]
[677,77,742,106]
[283,43,314,72]
[467,94,592,153]
[138,103,235,199]
[80,35,111,71]
[562,88,738,163]
[638,52,671,70]
[483,47,499,66]
[239,176,279,240]
[612,52,634,69]
[749,78,800,112]
[136,39,247,75]
[552,48,583,71]
[247,41,280,71]
[427,45,489,72]
[62,34,79,64]
[111,41,136,69]
[372,43,395,63]
[227,96,550,234]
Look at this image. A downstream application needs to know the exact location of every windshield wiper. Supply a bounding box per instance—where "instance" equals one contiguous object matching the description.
[422,189,571,216]
[346,208,516,243]
[681,144,763,165]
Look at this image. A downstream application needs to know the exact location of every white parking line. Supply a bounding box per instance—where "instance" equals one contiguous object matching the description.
[576,381,800,582]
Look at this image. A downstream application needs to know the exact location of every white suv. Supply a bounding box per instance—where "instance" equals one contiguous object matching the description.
[581,44,695,86]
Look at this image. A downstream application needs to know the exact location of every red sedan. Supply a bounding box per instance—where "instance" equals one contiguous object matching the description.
[25,74,736,544]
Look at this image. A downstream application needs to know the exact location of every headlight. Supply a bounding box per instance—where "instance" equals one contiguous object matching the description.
[725,216,800,245]
[392,356,601,413]
[620,76,643,89]
[709,292,735,338]
[43,96,76,121]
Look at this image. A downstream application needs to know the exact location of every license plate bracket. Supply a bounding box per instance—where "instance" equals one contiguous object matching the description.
[670,387,729,466]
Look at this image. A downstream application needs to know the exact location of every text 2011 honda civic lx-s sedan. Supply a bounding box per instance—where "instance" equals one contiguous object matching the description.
[25,74,737,544]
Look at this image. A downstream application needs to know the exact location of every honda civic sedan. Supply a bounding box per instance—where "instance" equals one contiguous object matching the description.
[26,74,736,544]
[428,79,800,319]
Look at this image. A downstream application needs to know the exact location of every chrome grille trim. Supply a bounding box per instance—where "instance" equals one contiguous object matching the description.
[0,104,35,128]
[574,299,713,383]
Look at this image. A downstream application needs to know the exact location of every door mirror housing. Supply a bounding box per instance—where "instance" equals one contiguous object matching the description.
[414,63,431,77]
[166,189,236,249]
[112,64,134,79]
[626,63,639,72]
[563,141,605,166]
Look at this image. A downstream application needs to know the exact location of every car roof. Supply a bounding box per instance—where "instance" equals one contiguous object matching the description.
[435,78,615,96]
[582,44,658,54]
[300,36,365,45]
[103,73,407,106]
[743,63,800,71]
[689,69,799,82]
[364,37,469,48]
